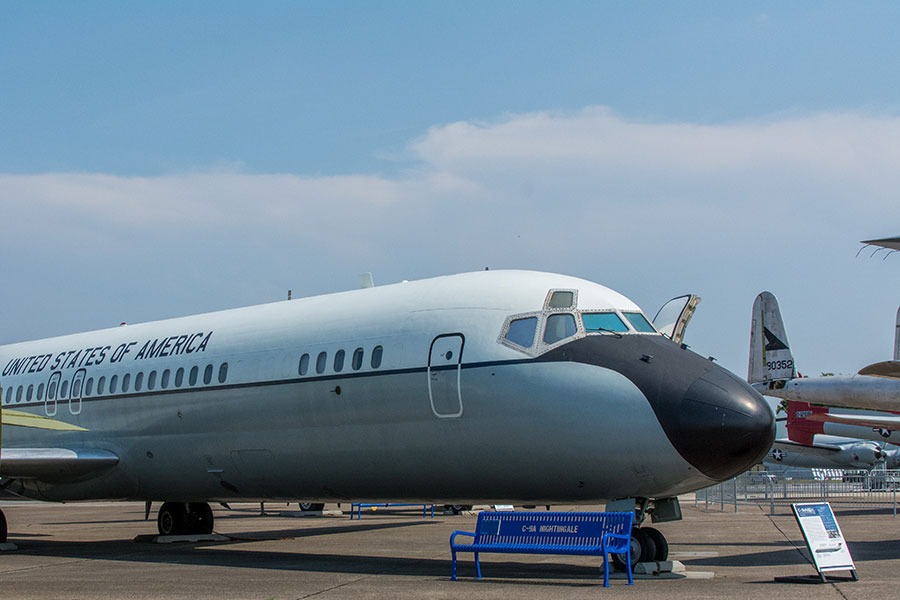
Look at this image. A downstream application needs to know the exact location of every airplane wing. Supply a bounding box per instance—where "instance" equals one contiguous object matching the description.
[861,236,900,251]
[0,448,119,480]
[1,408,117,481]
[772,439,841,457]
[804,412,900,431]
[858,360,900,379]
[2,409,88,431]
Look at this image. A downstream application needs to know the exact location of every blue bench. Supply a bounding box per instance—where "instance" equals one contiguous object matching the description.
[450,511,634,587]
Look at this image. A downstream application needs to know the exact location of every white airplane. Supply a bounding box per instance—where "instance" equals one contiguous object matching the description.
[764,417,898,470]
[0,270,774,565]
[749,291,900,415]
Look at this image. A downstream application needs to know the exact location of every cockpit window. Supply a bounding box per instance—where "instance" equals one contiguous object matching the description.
[623,311,656,333]
[543,313,577,344]
[548,291,575,309]
[583,312,628,333]
[505,317,538,348]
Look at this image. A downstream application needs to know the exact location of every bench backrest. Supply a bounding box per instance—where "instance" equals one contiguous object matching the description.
[474,511,633,547]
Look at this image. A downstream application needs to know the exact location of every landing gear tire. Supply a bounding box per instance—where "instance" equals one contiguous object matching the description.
[0,508,7,543]
[642,526,669,561]
[157,502,188,536]
[611,527,657,571]
[188,502,214,534]
[445,505,473,515]
[299,502,325,512]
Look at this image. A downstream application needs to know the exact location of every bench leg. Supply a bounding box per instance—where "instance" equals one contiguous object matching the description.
[451,550,457,581]
[603,556,610,587]
[475,552,482,579]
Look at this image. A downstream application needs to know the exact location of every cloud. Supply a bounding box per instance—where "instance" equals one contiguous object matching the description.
[3,106,900,373]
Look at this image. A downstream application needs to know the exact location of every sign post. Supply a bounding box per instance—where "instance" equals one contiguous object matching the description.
[775,502,857,583]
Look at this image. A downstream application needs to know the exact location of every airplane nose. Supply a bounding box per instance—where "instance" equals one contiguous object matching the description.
[670,368,775,480]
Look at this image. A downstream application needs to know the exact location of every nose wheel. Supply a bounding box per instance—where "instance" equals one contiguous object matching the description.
[611,526,669,571]
[157,502,214,536]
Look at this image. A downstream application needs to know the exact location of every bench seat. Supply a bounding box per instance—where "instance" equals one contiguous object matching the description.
[450,511,634,586]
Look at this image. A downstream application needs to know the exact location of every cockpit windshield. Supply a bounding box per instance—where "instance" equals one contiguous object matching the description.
[582,312,628,333]
[622,312,656,333]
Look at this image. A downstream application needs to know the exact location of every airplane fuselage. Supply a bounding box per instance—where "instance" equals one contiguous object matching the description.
[0,271,774,506]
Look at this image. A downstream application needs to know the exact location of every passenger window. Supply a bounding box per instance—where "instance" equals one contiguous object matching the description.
[218,363,228,383]
[135,372,144,392]
[175,367,184,387]
[298,353,310,376]
[72,377,83,397]
[316,351,327,374]
[37,383,45,401]
[623,312,656,333]
[548,291,575,309]
[60,380,70,398]
[189,366,198,386]
[352,348,364,370]
[26,384,34,402]
[16,386,23,403]
[334,350,345,372]
[543,313,577,344]
[48,380,58,400]
[371,346,383,369]
[148,371,157,390]
[161,369,170,389]
[583,312,628,333]
[203,364,213,385]
[122,373,131,393]
[97,376,106,395]
[505,317,538,348]
[110,375,118,394]
[85,378,94,396]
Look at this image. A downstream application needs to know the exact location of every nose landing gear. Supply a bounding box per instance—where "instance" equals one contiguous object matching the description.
[156,502,214,536]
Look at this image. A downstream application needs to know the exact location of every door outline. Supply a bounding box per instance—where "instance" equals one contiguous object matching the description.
[45,371,61,417]
[427,333,465,418]
[69,368,86,415]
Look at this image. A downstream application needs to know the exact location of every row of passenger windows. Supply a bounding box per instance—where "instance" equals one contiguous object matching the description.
[2,362,229,405]
[298,345,383,376]
[505,311,657,349]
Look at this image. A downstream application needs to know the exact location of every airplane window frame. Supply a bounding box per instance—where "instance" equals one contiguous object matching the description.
[148,371,157,390]
[371,346,383,369]
[189,366,199,386]
[97,376,106,395]
[175,367,184,387]
[203,364,213,385]
[316,351,327,374]
[218,363,228,383]
[110,375,118,394]
[352,348,364,371]
[334,350,345,372]
[299,353,310,376]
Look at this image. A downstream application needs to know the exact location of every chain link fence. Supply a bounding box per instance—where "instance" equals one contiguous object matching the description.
[694,469,900,515]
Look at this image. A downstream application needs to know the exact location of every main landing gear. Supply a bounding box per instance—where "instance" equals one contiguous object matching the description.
[611,526,669,571]
[156,502,214,536]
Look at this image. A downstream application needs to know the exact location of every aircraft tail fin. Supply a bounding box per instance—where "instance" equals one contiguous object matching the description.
[748,291,797,384]
[784,400,825,446]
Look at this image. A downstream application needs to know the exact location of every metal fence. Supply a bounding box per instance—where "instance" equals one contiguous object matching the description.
[694,469,900,516]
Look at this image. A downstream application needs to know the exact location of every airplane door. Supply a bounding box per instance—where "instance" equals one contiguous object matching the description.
[45,371,61,417]
[428,334,464,418]
[69,368,85,415]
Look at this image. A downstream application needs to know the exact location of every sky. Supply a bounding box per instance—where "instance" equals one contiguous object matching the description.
[2,1,899,377]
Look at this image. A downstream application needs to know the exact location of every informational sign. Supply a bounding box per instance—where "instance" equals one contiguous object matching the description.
[791,502,857,581]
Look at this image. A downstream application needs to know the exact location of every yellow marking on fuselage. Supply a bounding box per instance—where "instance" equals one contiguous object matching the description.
[0,408,88,432]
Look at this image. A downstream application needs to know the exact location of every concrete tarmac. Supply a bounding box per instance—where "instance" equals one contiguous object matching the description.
[1,499,899,599]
